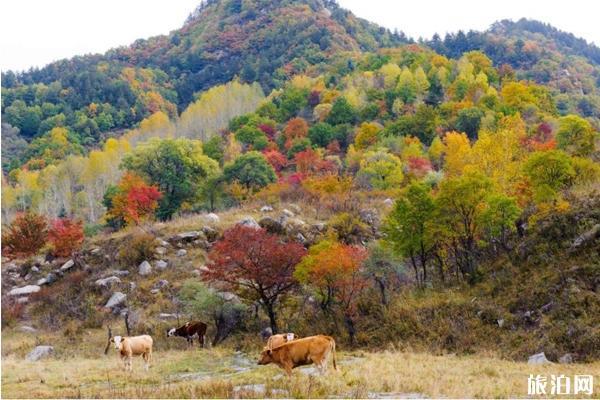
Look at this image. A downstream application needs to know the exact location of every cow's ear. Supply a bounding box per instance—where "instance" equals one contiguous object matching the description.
[267,349,272,355]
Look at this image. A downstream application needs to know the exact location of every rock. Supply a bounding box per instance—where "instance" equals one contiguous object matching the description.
[559,353,574,364]
[201,226,219,242]
[174,231,205,243]
[18,325,37,333]
[198,265,210,272]
[359,208,379,227]
[288,204,301,214]
[528,352,551,365]
[218,292,239,301]
[261,327,273,341]
[155,246,167,256]
[155,260,168,270]
[176,249,187,257]
[158,313,180,320]
[90,248,101,255]
[296,232,307,244]
[59,259,75,272]
[26,346,54,361]
[383,198,394,207]
[205,212,220,224]
[8,285,41,296]
[105,292,126,308]
[111,270,130,277]
[138,261,152,276]
[260,205,273,213]
[238,216,260,229]
[157,239,169,247]
[129,282,136,291]
[570,224,600,251]
[95,276,121,287]
[497,319,505,328]
[259,217,284,234]
[5,262,18,271]
[17,297,29,304]
[30,266,40,273]
[150,289,160,295]
[313,222,327,232]
[282,209,294,217]
[155,279,169,289]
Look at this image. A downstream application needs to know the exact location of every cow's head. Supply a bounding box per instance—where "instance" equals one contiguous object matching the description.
[167,328,176,337]
[257,348,274,365]
[110,335,123,350]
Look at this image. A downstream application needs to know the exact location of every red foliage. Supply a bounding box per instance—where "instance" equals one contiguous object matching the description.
[326,140,342,155]
[284,117,309,149]
[263,149,288,172]
[258,123,276,140]
[521,122,556,151]
[285,172,306,186]
[203,225,306,332]
[407,156,433,177]
[108,173,162,226]
[1,212,48,259]
[48,218,85,257]
[294,148,320,174]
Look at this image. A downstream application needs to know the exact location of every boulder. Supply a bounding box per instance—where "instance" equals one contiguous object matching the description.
[17,297,29,304]
[238,216,260,229]
[570,224,600,251]
[26,346,54,361]
[259,217,285,234]
[174,231,204,243]
[497,319,505,328]
[155,260,168,270]
[95,276,121,287]
[383,198,394,207]
[176,249,187,257]
[201,226,219,242]
[205,213,220,224]
[111,270,130,277]
[18,325,37,333]
[90,248,101,255]
[282,209,294,217]
[59,259,75,272]
[138,261,152,276]
[218,291,239,302]
[559,353,574,364]
[155,246,167,256]
[260,205,274,213]
[528,352,551,365]
[8,285,41,296]
[157,239,169,247]
[105,292,126,308]
[30,266,40,273]
[150,289,160,295]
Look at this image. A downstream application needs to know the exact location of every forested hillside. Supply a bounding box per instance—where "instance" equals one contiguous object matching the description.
[2,0,599,367]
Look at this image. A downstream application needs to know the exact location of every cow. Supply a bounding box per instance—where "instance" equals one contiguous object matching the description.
[110,335,153,372]
[257,335,337,376]
[167,321,207,348]
[266,332,297,350]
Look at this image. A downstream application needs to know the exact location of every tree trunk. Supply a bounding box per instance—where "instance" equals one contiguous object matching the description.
[375,277,387,306]
[265,303,278,334]
[344,314,356,345]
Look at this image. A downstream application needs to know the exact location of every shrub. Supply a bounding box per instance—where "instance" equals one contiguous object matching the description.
[117,233,156,267]
[48,218,85,257]
[1,212,48,258]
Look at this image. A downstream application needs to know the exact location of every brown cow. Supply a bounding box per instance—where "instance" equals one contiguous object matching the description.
[167,321,207,348]
[257,335,337,376]
[266,332,296,350]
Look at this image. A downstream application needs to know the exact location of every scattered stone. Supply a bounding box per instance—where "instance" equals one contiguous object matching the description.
[90,248,101,255]
[155,279,170,289]
[17,297,29,304]
[359,208,379,227]
[176,249,187,257]
[155,260,168,270]
[95,276,121,287]
[30,266,40,273]
[313,222,327,232]
[129,282,136,291]
[26,346,54,362]
[138,261,152,276]
[150,289,160,295]
[570,223,600,251]
[18,325,37,333]
[175,231,204,242]
[155,246,167,256]
[110,270,130,277]
[59,259,75,272]
[198,265,210,272]
[497,319,505,328]
[282,209,294,217]
[260,205,273,213]
[157,239,169,247]
[218,292,239,301]
[201,226,219,242]
[296,232,307,244]
[105,292,126,308]
[238,216,260,229]
[559,353,574,364]
[5,262,18,271]
[528,352,551,365]
[205,213,220,224]
[159,313,180,320]
[540,302,554,313]
[8,285,41,296]
[383,198,394,207]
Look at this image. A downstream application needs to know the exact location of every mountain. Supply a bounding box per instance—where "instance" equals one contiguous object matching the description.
[1,0,405,165]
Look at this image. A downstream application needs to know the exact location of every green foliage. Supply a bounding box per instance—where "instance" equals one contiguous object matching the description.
[556,115,597,156]
[308,122,337,148]
[122,138,219,220]
[287,138,312,158]
[222,151,276,190]
[524,150,575,200]
[455,107,484,139]
[356,149,404,190]
[326,97,357,126]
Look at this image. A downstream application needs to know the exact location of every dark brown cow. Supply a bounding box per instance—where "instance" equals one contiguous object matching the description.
[167,321,207,348]
[257,335,337,376]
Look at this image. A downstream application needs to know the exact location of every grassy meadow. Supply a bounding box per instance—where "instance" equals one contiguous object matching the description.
[2,328,599,398]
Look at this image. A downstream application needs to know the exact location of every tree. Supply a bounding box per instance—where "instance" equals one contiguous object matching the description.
[326,97,357,126]
[294,239,367,344]
[2,212,48,258]
[235,125,268,150]
[556,115,596,157]
[308,122,336,148]
[203,225,306,333]
[48,218,85,257]
[356,150,404,190]
[223,151,277,190]
[283,117,309,149]
[443,131,471,176]
[121,138,219,220]
[354,122,381,150]
[524,150,575,201]
[106,173,163,226]
[363,241,404,305]
[383,183,436,286]
[455,107,484,139]
[397,67,417,104]
[179,280,247,346]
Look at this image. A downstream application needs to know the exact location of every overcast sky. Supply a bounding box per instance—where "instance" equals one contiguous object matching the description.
[1,0,599,72]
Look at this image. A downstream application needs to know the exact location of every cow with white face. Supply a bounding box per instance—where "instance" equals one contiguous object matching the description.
[110,334,153,372]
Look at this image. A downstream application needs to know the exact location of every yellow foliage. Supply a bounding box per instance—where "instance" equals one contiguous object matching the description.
[443,131,472,176]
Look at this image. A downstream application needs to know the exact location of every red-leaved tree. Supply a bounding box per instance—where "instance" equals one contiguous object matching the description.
[107,173,162,226]
[283,117,308,149]
[48,218,85,257]
[1,212,48,259]
[203,225,306,333]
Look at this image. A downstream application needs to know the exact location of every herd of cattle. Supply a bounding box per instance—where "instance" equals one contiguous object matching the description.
[107,321,337,376]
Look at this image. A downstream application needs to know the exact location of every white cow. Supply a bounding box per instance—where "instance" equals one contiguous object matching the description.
[110,335,153,371]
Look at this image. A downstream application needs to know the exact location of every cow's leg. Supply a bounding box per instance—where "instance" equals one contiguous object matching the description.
[199,334,204,348]
[143,352,150,371]
[284,362,293,378]
[127,356,133,372]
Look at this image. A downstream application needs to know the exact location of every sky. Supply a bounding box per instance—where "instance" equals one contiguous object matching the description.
[1,0,599,72]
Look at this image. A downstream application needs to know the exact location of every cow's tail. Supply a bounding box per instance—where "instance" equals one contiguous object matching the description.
[330,338,337,370]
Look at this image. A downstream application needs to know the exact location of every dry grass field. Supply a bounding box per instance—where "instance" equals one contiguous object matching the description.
[2,328,598,399]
